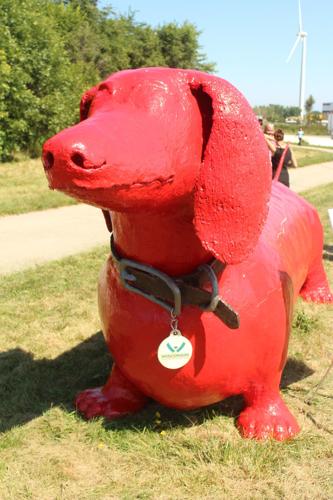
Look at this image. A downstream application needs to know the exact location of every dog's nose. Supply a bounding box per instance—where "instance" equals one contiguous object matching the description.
[42,136,105,171]
[42,149,55,170]
[70,151,86,168]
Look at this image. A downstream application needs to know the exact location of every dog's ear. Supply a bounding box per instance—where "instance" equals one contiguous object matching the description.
[80,85,99,121]
[187,72,272,264]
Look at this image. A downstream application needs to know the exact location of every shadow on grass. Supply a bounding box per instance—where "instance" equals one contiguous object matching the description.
[0,332,314,434]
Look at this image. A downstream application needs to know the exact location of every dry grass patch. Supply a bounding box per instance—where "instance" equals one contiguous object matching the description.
[0,184,332,499]
[0,158,76,216]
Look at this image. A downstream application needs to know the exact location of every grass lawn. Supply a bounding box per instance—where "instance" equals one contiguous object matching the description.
[0,158,76,216]
[292,146,333,167]
[1,150,333,216]
[0,185,332,499]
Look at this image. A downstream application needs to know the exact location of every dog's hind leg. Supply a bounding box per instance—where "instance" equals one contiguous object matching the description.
[75,364,148,420]
[300,256,333,303]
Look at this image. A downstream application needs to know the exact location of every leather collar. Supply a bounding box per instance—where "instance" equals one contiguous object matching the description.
[110,233,239,329]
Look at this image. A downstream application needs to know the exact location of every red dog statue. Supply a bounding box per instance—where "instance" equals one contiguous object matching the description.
[42,68,332,440]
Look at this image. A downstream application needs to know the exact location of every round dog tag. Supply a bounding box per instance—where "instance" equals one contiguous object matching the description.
[157,330,192,369]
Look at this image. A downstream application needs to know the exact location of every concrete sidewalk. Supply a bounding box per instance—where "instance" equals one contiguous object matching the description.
[1,161,333,275]
[289,161,333,192]
[0,204,108,275]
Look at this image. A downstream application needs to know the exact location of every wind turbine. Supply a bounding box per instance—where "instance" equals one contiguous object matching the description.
[286,0,308,122]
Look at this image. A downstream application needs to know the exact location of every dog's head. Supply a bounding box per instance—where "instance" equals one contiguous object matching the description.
[42,68,271,264]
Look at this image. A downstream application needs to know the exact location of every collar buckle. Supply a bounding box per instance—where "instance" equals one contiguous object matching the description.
[112,233,182,316]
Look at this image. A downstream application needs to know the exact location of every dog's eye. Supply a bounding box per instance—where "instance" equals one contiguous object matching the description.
[98,83,112,93]
[80,85,99,121]
[80,97,93,121]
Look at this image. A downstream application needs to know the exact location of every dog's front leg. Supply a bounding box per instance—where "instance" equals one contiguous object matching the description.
[75,364,148,420]
[237,385,300,441]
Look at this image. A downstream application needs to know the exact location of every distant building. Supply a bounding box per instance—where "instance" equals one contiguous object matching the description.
[285,117,299,124]
[322,102,333,133]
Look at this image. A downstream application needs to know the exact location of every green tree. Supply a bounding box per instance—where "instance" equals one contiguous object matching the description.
[305,94,315,114]
[284,106,301,118]
[0,0,98,159]
[253,104,301,123]
[95,14,165,75]
[0,0,215,160]
[305,95,315,124]
[157,22,215,72]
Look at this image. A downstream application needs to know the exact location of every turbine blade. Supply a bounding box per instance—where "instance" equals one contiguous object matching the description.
[298,0,303,32]
[286,36,301,62]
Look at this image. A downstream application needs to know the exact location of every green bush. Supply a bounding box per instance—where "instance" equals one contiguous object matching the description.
[0,0,98,159]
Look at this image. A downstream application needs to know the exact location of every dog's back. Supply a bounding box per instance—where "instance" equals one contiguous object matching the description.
[261,181,330,302]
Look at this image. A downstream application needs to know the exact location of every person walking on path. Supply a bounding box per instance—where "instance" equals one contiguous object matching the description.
[297,127,304,145]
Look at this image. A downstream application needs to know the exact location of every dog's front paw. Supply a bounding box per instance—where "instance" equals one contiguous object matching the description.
[75,387,125,419]
[75,385,147,420]
[237,396,300,441]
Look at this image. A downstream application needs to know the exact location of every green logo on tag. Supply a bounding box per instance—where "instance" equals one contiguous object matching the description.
[176,342,186,352]
[167,342,186,353]
[167,342,175,353]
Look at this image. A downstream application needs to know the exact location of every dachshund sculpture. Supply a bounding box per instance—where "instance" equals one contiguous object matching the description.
[42,68,332,440]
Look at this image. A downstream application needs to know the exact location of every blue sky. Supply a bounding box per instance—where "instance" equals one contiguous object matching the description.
[98,0,333,110]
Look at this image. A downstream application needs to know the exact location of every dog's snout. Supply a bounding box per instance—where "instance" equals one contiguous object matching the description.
[43,132,106,172]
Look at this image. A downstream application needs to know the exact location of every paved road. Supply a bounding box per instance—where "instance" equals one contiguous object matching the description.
[1,161,333,275]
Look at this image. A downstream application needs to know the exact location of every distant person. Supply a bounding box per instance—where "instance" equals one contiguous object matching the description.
[258,116,263,127]
[297,127,304,145]
[270,129,298,187]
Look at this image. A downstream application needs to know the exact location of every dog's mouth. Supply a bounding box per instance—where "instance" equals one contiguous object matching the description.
[108,174,175,191]
[46,158,175,194]
[64,174,175,196]
[46,170,176,212]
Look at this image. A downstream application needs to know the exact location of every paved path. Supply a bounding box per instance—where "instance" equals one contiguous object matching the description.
[0,204,108,275]
[285,134,333,148]
[289,161,333,192]
[1,161,333,275]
